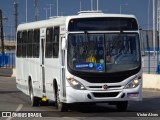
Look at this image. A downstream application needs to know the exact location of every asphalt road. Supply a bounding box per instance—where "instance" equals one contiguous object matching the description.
[0,76,160,120]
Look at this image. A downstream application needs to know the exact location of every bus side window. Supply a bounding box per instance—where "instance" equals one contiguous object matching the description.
[45,28,53,58]
[53,27,59,58]
[17,31,22,57]
[33,29,40,58]
[27,30,33,58]
[22,31,27,58]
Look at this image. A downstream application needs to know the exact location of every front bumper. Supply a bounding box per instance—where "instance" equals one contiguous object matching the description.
[65,84,142,103]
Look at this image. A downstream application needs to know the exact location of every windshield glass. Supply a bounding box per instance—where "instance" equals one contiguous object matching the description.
[67,33,140,73]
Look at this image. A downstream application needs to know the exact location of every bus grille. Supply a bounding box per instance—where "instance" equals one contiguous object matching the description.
[92,92,119,98]
[88,86,121,89]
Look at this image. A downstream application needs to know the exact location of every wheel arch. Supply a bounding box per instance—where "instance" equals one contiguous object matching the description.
[28,75,32,95]
[53,78,58,95]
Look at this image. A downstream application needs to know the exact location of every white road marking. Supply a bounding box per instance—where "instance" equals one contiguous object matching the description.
[6,104,23,120]
[15,104,23,111]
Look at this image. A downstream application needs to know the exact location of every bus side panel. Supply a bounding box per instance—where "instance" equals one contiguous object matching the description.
[45,59,60,101]
[16,58,30,95]
[23,58,29,94]
[16,58,25,93]
[26,58,42,97]
[29,58,42,98]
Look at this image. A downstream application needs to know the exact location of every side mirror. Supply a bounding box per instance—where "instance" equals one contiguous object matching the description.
[62,37,66,50]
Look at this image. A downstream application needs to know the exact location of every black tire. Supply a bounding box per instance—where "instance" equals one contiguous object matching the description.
[55,89,67,112]
[29,81,39,107]
[116,101,128,111]
[40,100,49,106]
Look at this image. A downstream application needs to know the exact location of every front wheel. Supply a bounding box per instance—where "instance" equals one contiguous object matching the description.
[55,90,67,112]
[116,101,128,111]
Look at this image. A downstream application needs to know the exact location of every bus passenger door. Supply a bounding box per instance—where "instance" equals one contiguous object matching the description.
[40,28,46,97]
[60,35,66,99]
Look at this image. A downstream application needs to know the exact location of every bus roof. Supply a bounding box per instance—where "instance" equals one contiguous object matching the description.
[17,12,137,31]
[17,16,67,31]
[72,11,136,18]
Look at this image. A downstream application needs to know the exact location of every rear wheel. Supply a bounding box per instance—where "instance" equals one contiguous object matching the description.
[40,100,49,106]
[29,81,39,107]
[116,101,128,111]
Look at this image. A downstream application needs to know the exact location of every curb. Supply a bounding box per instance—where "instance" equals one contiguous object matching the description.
[0,68,16,77]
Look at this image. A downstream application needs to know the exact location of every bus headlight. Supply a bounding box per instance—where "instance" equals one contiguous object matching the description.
[125,79,140,89]
[67,77,86,90]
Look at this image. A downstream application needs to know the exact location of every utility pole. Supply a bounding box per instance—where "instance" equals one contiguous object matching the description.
[157,0,160,44]
[153,0,156,57]
[26,0,28,22]
[80,0,82,11]
[120,4,128,14]
[148,0,151,30]
[47,4,54,17]
[157,0,160,63]
[43,8,49,19]
[97,0,99,11]
[34,0,39,21]
[0,9,4,54]
[57,0,59,16]
[91,0,93,11]
[14,0,18,40]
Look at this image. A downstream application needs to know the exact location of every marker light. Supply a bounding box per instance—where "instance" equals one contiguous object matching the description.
[67,77,86,90]
[70,20,74,23]
[127,92,139,98]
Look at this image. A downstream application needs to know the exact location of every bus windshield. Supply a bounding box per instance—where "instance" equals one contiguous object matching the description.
[67,33,140,73]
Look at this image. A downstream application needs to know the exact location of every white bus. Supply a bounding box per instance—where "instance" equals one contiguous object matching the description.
[16,11,142,112]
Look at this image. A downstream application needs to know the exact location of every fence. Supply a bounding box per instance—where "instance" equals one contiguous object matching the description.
[0,51,15,68]
[142,50,160,74]
[141,30,160,74]
[0,50,159,74]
